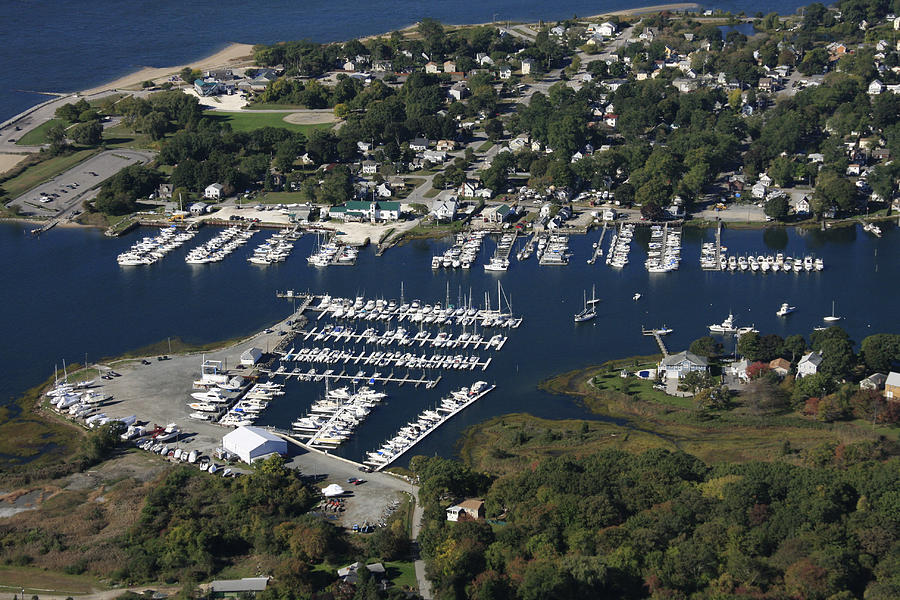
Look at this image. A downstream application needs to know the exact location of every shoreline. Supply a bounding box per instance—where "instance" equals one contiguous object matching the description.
[79,42,256,96]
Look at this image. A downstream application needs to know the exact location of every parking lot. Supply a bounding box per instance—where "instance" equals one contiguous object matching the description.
[10,148,155,217]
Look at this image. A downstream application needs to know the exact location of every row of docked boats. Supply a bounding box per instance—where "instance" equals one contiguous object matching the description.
[316,294,522,329]
[248,230,298,265]
[292,385,387,448]
[432,230,487,269]
[296,325,506,349]
[186,226,255,264]
[117,227,196,266]
[187,376,285,427]
[703,245,825,273]
[538,234,571,266]
[364,381,494,469]
[308,235,357,266]
[645,225,681,272]
[282,347,491,370]
[862,222,882,237]
[606,223,635,268]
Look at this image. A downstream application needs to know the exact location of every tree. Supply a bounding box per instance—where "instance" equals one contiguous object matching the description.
[139,111,169,141]
[690,336,723,358]
[47,124,68,148]
[318,166,353,205]
[737,332,762,361]
[860,334,900,373]
[764,195,789,220]
[679,371,715,394]
[785,334,806,362]
[70,120,102,146]
[484,118,504,142]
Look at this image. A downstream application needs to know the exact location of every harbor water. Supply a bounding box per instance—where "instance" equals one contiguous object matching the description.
[1,222,896,463]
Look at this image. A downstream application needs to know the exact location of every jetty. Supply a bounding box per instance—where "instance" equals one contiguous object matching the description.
[702,221,724,271]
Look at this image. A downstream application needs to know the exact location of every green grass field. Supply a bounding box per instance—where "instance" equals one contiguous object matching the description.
[15,118,65,146]
[243,102,309,110]
[383,561,417,589]
[204,112,333,135]
[2,148,100,198]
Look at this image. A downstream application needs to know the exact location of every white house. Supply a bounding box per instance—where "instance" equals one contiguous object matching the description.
[521,59,535,75]
[797,351,823,378]
[375,182,393,198]
[598,22,617,37]
[423,149,448,163]
[795,196,811,215]
[751,182,768,199]
[432,198,458,221]
[449,82,469,100]
[361,160,378,175]
[204,183,224,200]
[425,61,440,74]
[658,351,709,380]
[868,79,885,95]
[240,347,262,366]
[498,65,513,80]
[410,137,430,152]
[189,202,209,216]
[222,426,287,464]
[446,498,485,521]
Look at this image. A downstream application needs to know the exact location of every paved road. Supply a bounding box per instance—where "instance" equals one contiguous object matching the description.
[10,148,156,219]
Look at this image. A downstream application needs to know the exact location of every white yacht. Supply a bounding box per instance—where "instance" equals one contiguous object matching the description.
[574,286,599,323]
[708,313,737,334]
[776,303,796,317]
[823,300,841,322]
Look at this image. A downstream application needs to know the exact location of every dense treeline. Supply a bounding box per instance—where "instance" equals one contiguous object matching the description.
[93,164,161,214]
[414,449,900,600]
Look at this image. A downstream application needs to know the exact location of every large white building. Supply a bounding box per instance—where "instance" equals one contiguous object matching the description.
[223,426,287,464]
[205,183,224,200]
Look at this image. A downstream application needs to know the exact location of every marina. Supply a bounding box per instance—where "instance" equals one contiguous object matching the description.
[605,223,635,268]
[2,220,896,468]
[586,221,609,265]
[431,230,487,269]
[645,224,681,273]
[185,225,255,264]
[117,226,197,266]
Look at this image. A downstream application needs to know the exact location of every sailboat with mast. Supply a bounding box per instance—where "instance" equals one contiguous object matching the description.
[823,300,842,322]
[574,285,599,323]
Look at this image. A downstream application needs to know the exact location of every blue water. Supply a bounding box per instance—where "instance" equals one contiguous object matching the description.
[1,222,896,463]
[3,0,810,122]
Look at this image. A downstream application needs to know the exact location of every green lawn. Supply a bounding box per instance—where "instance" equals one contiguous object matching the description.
[253,191,309,204]
[102,123,155,149]
[2,148,100,199]
[423,188,441,198]
[477,140,494,152]
[0,565,101,596]
[15,118,65,146]
[383,561,417,590]
[204,112,333,135]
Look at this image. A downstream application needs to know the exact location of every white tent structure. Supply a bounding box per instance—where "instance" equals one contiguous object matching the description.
[222,426,287,464]
[322,484,345,497]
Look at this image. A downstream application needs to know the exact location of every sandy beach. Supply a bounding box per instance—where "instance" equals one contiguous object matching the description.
[0,153,28,175]
[80,43,256,95]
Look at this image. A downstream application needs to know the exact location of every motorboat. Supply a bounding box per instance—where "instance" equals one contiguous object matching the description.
[708,313,737,334]
[776,303,796,317]
[633,293,641,301]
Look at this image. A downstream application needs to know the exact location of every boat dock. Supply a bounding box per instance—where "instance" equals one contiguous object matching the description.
[702,221,724,271]
[587,222,608,264]
[496,231,517,261]
[265,366,441,388]
[276,348,493,371]
[366,384,496,470]
[642,327,669,356]
[294,326,507,350]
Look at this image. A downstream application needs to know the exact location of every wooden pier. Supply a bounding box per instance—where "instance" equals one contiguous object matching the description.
[294,326,506,350]
[703,221,724,271]
[587,221,608,264]
[276,348,493,372]
[642,327,669,357]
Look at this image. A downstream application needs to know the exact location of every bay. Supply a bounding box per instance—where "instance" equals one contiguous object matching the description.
[1,221,896,463]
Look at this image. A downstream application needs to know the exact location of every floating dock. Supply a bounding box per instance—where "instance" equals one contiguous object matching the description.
[366,384,496,470]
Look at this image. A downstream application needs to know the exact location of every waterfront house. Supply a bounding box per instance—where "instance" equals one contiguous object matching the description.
[446,498,485,522]
[797,351,823,378]
[658,351,708,380]
[194,79,222,96]
[886,372,900,399]
[860,373,887,391]
[795,196,811,215]
[189,202,209,216]
[206,577,270,599]
[432,198,458,221]
[482,203,514,223]
[158,183,173,199]
[730,359,751,382]
[598,21,617,37]
[751,182,767,199]
[769,358,791,377]
[205,183,224,200]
